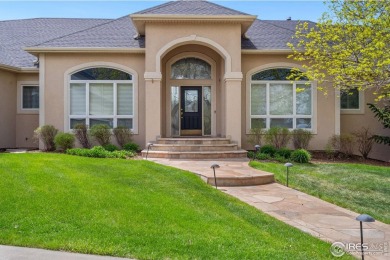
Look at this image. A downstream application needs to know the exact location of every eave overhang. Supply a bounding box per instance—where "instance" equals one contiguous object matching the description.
[23,47,146,55]
[0,64,39,73]
[130,14,257,35]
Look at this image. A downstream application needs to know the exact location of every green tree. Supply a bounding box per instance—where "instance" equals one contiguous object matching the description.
[368,103,390,145]
[288,0,390,101]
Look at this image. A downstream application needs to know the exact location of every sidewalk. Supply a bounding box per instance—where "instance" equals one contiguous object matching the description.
[152,158,390,260]
[0,245,131,260]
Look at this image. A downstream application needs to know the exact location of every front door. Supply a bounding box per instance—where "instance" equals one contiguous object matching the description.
[180,87,202,136]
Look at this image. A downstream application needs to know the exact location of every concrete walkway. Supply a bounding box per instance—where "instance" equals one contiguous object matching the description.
[0,245,131,260]
[152,158,390,260]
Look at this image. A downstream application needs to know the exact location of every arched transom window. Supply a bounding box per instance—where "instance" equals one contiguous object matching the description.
[69,67,134,129]
[171,58,211,80]
[250,68,312,129]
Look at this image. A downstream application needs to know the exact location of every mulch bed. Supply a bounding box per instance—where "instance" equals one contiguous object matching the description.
[310,151,390,167]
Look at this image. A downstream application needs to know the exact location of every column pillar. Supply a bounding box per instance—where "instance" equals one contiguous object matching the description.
[224,72,243,148]
[144,72,162,147]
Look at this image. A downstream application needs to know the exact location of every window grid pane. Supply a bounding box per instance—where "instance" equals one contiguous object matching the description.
[341,89,359,109]
[23,86,39,109]
[269,84,293,115]
[251,84,266,115]
[117,83,133,115]
[70,83,86,115]
[89,83,114,115]
[296,84,312,115]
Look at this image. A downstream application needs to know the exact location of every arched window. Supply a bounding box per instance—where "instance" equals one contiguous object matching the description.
[250,68,312,129]
[69,67,134,129]
[171,58,211,79]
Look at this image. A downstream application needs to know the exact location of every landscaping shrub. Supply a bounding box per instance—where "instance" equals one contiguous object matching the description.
[103,144,118,152]
[247,127,264,146]
[256,153,271,160]
[123,142,140,152]
[34,125,58,151]
[260,145,277,156]
[291,149,311,163]
[327,134,355,158]
[275,148,292,159]
[353,127,374,159]
[265,127,291,149]
[66,146,134,159]
[292,129,313,149]
[73,124,91,148]
[54,132,75,151]
[90,124,111,146]
[113,126,133,148]
[247,151,255,159]
[274,154,288,163]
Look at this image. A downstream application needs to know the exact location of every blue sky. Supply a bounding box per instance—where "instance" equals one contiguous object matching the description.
[0,1,328,21]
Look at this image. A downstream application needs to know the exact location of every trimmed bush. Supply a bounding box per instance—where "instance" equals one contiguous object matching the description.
[113,126,133,148]
[247,151,255,159]
[103,144,118,152]
[54,133,75,151]
[265,127,291,149]
[34,125,58,151]
[291,149,311,163]
[66,146,134,159]
[327,134,355,158]
[73,123,91,148]
[256,153,271,160]
[275,148,292,159]
[260,145,277,156]
[90,124,111,146]
[123,142,140,152]
[292,129,313,149]
[353,127,374,159]
[247,127,264,146]
[274,154,288,163]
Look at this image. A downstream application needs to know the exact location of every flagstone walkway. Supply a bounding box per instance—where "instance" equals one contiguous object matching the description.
[152,158,390,260]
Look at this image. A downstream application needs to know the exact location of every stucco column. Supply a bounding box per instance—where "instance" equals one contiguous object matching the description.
[144,72,162,146]
[224,72,243,148]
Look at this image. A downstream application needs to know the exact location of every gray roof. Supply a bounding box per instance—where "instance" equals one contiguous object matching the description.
[0,1,314,69]
[243,20,315,50]
[33,16,145,49]
[0,18,111,68]
[134,1,248,15]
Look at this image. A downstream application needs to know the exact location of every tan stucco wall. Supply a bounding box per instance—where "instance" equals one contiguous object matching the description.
[43,53,145,147]
[0,69,17,148]
[241,54,338,151]
[341,91,390,162]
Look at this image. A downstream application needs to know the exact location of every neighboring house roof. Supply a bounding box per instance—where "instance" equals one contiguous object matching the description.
[0,1,315,69]
[134,0,248,15]
[0,18,111,68]
[242,20,316,50]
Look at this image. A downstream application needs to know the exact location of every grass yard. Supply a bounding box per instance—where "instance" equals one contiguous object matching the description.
[0,153,351,259]
[250,161,390,224]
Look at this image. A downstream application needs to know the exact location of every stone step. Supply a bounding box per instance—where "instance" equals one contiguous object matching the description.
[203,174,275,187]
[156,138,231,145]
[141,150,248,159]
[149,143,238,152]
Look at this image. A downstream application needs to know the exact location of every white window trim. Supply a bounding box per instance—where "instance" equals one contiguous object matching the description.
[17,81,39,114]
[245,63,318,134]
[340,89,365,114]
[64,62,138,134]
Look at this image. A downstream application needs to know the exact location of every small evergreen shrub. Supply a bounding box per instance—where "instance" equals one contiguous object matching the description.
[256,153,271,160]
[54,132,75,151]
[123,142,140,152]
[66,146,134,159]
[292,129,313,149]
[103,144,118,152]
[274,154,288,163]
[247,151,255,159]
[34,125,58,151]
[291,149,311,163]
[260,145,277,156]
[265,127,291,149]
[275,148,292,159]
[113,126,133,148]
[73,123,91,148]
[90,124,111,146]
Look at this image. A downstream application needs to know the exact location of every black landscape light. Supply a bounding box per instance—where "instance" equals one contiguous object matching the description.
[146,143,153,160]
[210,164,220,189]
[284,163,293,187]
[356,214,375,260]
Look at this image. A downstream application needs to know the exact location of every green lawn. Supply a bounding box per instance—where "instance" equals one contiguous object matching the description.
[250,161,390,224]
[0,153,351,259]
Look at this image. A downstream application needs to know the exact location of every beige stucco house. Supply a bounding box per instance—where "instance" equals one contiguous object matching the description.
[0,1,388,161]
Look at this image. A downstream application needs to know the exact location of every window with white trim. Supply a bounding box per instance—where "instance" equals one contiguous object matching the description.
[22,85,39,109]
[250,68,313,129]
[341,88,359,109]
[69,68,134,129]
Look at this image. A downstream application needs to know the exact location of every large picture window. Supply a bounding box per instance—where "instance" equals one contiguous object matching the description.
[250,68,313,129]
[69,67,134,129]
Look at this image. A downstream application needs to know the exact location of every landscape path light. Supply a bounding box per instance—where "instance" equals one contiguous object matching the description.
[145,143,153,160]
[284,163,293,187]
[356,214,375,260]
[210,164,220,189]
